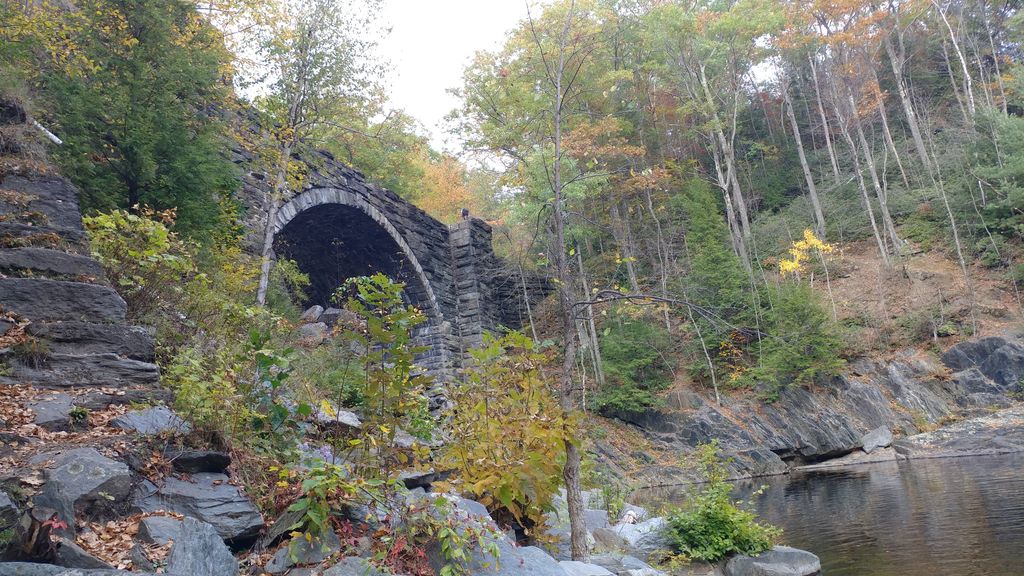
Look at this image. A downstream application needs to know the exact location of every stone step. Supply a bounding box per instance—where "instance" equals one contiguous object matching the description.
[1,352,159,388]
[0,174,84,231]
[0,221,88,252]
[0,277,126,323]
[26,320,155,361]
[0,246,103,279]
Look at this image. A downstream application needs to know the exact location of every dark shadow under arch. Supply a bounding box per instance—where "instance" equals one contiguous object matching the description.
[273,203,436,319]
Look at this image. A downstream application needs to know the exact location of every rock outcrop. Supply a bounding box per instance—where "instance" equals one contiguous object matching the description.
[0,99,264,573]
[599,333,1024,483]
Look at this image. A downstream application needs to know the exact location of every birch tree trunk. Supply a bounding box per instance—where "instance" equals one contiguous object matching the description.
[934,0,976,118]
[256,140,293,306]
[809,54,842,185]
[782,78,827,237]
[884,35,933,176]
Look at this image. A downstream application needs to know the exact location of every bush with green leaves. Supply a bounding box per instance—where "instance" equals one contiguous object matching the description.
[665,443,780,562]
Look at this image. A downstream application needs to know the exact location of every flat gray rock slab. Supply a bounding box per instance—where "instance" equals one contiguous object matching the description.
[560,560,615,576]
[112,407,190,435]
[0,175,85,231]
[137,516,184,546]
[29,394,75,431]
[12,353,159,388]
[27,321,155,361]
[323,557,387,576]
[894,405,1024,458]
[0,247,103,279]
[0,278,126,323]
[589,553,666,576]
[134,473,263,545]
[166,517,239,576]
[0,563,157,575]
[54,537,114,569]
[724,546,821,576]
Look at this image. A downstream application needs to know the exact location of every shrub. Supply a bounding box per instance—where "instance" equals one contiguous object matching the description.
[664,443,780,562]
[437,331,575,537]
[83,208,195,320]
[744,282,845,398]
[329,274,435,479]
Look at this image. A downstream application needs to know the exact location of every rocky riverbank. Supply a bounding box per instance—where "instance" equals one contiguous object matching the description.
[594,333,1024,485]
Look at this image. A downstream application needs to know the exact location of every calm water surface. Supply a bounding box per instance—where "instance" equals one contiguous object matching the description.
[646,454,1024,576]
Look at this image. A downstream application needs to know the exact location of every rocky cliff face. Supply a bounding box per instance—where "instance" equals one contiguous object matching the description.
[596,334,1024,485]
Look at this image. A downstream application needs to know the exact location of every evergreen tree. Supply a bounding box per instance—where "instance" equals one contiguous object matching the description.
[44,0,237,237]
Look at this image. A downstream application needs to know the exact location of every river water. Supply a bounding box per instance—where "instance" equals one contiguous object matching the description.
[646,453,1024,576]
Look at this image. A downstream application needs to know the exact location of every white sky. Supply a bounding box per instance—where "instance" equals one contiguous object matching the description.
[377,0,530,152]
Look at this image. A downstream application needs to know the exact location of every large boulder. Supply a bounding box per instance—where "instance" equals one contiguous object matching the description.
[299,305,324,324]
[112,407,190,436]
[37,448,131,531]
[297,322,329,346]
[134,473,263,546]
[724,546,821,576]
[165,517,239,576]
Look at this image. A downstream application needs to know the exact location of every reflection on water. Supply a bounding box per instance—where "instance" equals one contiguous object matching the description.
[643,454,1024,576]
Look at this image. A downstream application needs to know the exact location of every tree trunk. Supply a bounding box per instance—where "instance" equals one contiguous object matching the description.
[577,246,604,387]
[609,200,640,292]
[871,67,910,189]
[782,78,827,237]
[832,87,890,265]
[256,140,293,306]
[709,140,752,271]
[699,64,752,243]
[808,54,842,185]
[884,35,933,177]
[847,85,901,253]
[934,0,976,118]
[546,0,588,561]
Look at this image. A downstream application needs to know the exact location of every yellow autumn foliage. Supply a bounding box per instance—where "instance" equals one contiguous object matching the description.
[778,230,834,277]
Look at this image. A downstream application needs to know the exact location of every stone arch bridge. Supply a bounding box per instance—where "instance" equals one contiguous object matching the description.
[239,148,548,385]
